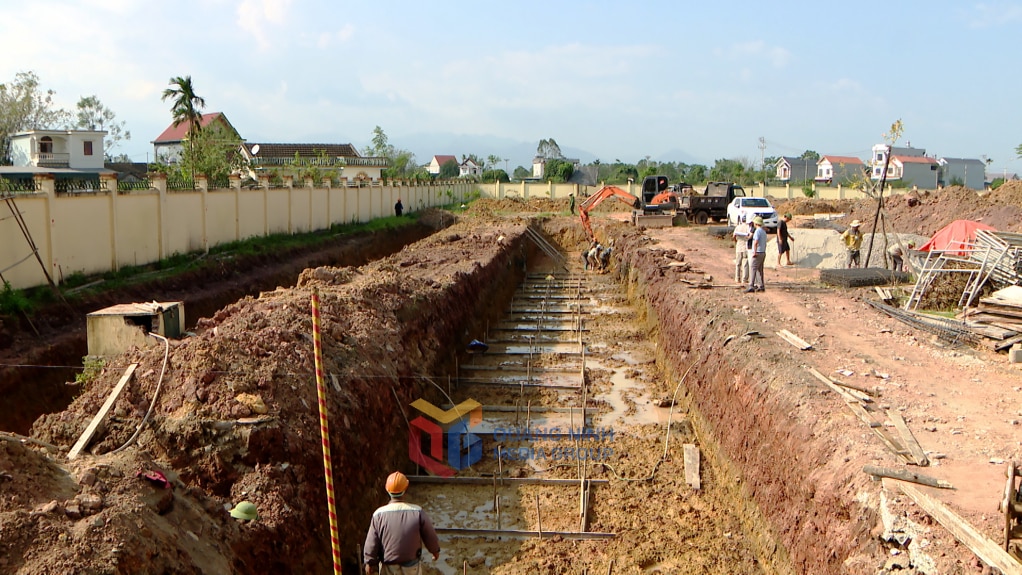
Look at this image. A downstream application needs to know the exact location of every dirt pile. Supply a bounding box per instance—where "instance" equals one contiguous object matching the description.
[776,181,1022,237]
[6,217,530,574]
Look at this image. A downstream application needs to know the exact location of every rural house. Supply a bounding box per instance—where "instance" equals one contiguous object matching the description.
[815,155,865,186]
[459,157,482,177]
[239,143,388,184]
[428,155,457,176]
[0,129,114,188]
[152,112,242,164]
[938,157,986,190]
[774,156,817,183]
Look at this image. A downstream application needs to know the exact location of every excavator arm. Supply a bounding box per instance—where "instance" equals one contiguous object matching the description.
[578,185,641,241]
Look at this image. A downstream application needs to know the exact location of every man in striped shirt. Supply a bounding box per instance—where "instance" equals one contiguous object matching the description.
[364,471,441,574]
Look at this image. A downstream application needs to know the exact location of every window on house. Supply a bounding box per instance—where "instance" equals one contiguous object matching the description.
[39,136,53,154]
[84,141,93,156]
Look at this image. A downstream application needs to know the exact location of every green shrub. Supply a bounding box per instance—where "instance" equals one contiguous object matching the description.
[0,281,32,315]
[75,356,105,387]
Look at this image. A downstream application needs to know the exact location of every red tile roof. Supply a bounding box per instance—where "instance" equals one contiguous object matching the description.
[821,155,864,165]
[244,143,359,158]
[432,155,457,165]
[153,112,228,143]
[894,155,937,164]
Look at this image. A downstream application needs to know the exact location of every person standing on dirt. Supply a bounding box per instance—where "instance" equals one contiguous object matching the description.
[841,220,863,268]
[394,198,404,217]
[568,193,576,215]
[587,242,603,272]
[599,241,613,271]
[745,216,767,293]
[777,213,795,267]
[733,215,750,284]
[364,471,440,575]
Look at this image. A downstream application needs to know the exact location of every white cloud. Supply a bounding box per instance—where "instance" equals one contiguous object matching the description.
[715,40,791,68]
[316,24,355,49]
[236,0,294,51]
[970,2,1022,28]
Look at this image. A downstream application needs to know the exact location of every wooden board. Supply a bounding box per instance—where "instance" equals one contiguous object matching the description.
[683,444,701,490]
[777,329,813,350]
[887,410,930,466]
[900,483,1022,575]
[68,363,138,460]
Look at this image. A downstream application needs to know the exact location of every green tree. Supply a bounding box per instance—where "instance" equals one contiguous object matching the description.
[544,158,574,182]
[74,95,130,159]
[0,71,71,163]
[481,169,509,183]
[486,154,502,170]
[161,76,207,176]
[800,150,820,161]
[364,125,392,158]
[513,166,531,180]
[439,159,459,178]
[708,159,747,183]
[536,138,562,159]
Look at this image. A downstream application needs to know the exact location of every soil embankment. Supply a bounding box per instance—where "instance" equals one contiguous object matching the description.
[0,220,442,436]
[7,219,530,573]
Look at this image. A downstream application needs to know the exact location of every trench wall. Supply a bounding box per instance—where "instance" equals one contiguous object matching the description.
[232,226,533,572]
[614,234,876,575]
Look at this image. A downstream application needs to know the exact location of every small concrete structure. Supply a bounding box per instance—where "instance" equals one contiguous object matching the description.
[86,302,185,357]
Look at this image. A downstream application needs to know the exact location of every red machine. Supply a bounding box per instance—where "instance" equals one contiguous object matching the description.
[578,176,682,241]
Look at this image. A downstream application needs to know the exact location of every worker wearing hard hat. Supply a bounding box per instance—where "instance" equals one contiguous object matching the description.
[363,471,441,574]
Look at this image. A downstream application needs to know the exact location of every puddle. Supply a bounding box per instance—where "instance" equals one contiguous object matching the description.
[588,359,670,427]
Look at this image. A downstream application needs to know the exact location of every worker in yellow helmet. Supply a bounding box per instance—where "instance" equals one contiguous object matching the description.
[363,471,441,574]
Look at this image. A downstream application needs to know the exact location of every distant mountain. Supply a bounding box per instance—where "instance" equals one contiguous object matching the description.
[378,131,702,171]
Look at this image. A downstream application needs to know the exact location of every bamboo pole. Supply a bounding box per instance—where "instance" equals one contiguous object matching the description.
[311,291,342,575]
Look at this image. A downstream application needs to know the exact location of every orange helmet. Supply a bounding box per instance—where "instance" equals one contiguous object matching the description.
[385,471,409,496]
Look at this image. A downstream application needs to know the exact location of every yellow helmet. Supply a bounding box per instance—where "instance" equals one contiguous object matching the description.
[230,501,258,521]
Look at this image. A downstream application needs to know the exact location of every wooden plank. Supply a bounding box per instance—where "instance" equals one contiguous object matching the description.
[900,483,1022,575]
[993,334,1022,352]
[847,402,914,463]
[863,465,952,488]
[683,444,701,490]
[805,366,873,402]
[67,363,138,460]
[887,410,930,466]
[777,329,813,350]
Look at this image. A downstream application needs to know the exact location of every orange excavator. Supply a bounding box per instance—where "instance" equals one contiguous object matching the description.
[578,176,682,241]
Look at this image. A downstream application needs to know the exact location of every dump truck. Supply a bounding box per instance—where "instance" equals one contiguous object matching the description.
[678,181,746,225]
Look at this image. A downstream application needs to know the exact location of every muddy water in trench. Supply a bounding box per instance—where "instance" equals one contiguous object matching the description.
[413,256,773,574]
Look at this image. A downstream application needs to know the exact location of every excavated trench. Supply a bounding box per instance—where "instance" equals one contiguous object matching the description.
[9,213,873,574]
[0,222,441,436]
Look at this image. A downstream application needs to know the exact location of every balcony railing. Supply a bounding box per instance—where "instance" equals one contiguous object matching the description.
[33,152,70,167]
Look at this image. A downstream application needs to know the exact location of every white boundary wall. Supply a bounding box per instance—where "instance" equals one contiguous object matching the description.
[0,174,470,289]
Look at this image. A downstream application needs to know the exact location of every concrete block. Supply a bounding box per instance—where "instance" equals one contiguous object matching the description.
[1010,344,1022,364]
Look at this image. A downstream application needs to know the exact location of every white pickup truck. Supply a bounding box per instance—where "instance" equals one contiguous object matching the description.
[727,196,779,230]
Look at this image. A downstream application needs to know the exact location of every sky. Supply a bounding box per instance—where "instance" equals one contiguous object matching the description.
[2,0,1021,176]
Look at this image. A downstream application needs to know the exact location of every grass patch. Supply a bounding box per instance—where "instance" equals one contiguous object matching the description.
[23,213,425,306]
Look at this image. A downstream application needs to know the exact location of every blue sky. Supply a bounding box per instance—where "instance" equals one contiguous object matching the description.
[2,0,1020,176]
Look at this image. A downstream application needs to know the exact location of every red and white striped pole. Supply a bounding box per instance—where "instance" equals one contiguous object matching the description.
[311,290,341,574]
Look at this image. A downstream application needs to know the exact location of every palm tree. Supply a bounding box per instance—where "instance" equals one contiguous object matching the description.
[161,76,206,178]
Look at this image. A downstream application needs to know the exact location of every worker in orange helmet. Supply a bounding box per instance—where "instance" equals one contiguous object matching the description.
[363,471,441,574]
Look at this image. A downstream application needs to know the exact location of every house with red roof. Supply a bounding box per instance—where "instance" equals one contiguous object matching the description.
[871,144,938,188]
[815,155,866,185]
[151,112,241,164]
[428,155,457,175]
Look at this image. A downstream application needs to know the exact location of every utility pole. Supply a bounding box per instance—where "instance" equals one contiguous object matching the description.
[758,137,766,170]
